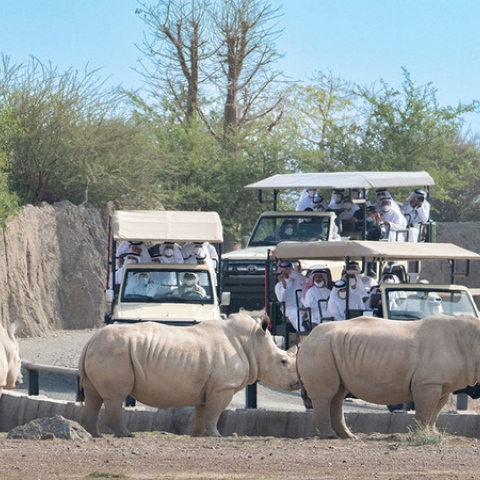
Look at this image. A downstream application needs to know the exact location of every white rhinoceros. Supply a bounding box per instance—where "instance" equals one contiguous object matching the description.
[296,315,480,439]
[0,318,23,396]
[79,313,299,437]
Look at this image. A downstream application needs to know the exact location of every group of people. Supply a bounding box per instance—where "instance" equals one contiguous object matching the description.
[275,260,417,332]
[113,240,218,287]
[124,270,207,299]
[296,187,430,242]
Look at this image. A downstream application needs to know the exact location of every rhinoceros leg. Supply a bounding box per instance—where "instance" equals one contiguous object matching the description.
[201,389,235,437]
[330,385,356,439]
[413,385,449,429]
[193,405,206,437]
[82,377,104,437]
[103,397,133,438]
[312,397,339,439]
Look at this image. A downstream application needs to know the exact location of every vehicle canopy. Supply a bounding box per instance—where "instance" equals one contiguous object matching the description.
[274,240,479,262]
[273,240,480,283]
[245,171,435,192]
[112,210,224,243]
[109,210,224,282]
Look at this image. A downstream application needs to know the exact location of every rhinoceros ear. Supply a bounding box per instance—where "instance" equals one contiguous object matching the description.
[287,345,298,356]
[260,315,271,332]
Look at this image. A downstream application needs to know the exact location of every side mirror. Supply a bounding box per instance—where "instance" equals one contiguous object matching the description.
[220,291,231,306]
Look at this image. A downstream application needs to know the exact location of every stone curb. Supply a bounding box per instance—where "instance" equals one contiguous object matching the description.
[0,392,478,438]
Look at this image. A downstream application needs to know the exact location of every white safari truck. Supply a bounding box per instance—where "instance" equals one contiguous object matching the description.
[222,171,436,313]
[105,210,230,325]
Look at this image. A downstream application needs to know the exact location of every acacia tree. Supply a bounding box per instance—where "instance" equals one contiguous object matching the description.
[136,0,284,141]
[136,0,213,125]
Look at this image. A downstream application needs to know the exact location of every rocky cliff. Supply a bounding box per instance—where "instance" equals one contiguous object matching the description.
[0,202,107,336]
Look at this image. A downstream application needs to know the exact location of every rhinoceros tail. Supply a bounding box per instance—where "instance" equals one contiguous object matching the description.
[77,341,89,401]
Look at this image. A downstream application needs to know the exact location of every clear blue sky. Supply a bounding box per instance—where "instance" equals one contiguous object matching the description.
[1,0,479,132]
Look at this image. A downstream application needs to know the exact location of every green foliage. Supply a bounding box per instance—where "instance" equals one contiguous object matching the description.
[0,106,19,225]
[146,118,270,236]
[0,56,163,208]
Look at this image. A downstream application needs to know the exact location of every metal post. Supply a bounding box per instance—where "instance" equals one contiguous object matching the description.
[456,393,468,411]
[28,370,39,396]
[246,383,257,409]
[76,376,82,401]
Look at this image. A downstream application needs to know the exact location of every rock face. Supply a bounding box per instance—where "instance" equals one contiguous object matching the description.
[0,202,107,336]
[7,415,91,440]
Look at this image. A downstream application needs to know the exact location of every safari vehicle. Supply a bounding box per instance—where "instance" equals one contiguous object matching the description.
[221,210,342,313]
[222,171,436,313]
[271,240,480,347]
[105,210,230,325]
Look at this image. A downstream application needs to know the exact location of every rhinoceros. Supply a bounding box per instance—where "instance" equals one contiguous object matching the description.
[296,315,480,439]
[0,318,24,396]
[79,313,299,437]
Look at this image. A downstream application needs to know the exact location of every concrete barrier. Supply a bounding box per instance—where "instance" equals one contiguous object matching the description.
[0,391,478,438]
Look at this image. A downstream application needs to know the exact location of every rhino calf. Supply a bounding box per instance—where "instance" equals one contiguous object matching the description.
[0,318,24,396]
[297,315,480,439]
[79,314,299,437]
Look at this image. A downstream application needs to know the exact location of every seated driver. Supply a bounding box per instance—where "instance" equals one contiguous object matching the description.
[172,272,206,298]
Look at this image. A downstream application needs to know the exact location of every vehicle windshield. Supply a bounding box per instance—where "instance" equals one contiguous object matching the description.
[120,268,214,304]
[248,214,331,246]
[384,288,477,320]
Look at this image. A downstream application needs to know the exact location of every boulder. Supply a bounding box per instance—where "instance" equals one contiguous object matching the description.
[7,415,91,440]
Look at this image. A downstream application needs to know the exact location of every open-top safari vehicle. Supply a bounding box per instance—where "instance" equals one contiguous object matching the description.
[222,171,436,313]
[105,210,230,325]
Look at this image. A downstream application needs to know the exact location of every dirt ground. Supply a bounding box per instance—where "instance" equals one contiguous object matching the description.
[1,431,479,479]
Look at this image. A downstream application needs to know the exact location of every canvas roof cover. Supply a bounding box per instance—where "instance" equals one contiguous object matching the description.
[274,240,480,262]
[112,211,223,242]
[245,172,435,190]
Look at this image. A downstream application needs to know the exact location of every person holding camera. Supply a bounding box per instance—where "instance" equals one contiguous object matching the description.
[401,189,430,242]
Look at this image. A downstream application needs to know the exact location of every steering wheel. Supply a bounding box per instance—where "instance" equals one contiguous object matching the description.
[181,290,205,300]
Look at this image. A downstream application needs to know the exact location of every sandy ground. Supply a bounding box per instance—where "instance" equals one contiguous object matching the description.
[6,329,480,479]
[2,431,480,479]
